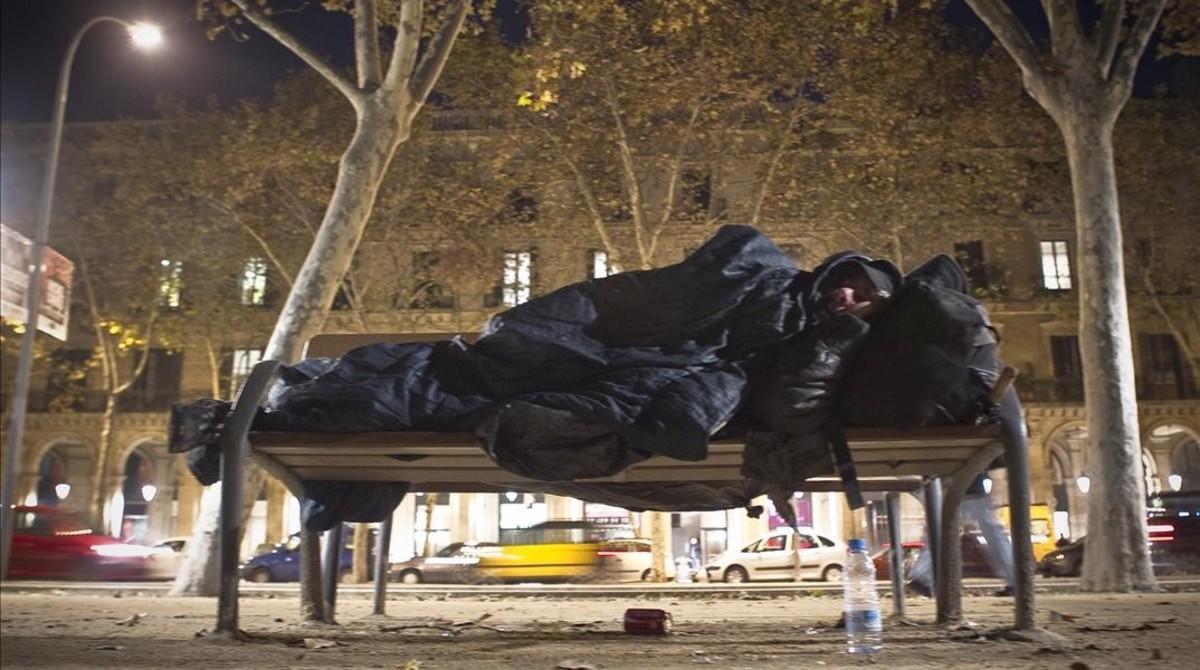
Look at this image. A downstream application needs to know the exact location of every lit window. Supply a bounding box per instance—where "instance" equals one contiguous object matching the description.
[502,251,532,306]
[229,348,263,396]
[159,259,182,308]
[590,250,617,278]
[1040,240,1071,291]
[240,257,268,306]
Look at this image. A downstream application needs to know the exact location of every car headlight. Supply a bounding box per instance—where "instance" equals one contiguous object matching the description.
[91,544,153,559]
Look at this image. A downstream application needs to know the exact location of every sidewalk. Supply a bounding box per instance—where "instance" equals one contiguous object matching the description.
[2,588,1197,668]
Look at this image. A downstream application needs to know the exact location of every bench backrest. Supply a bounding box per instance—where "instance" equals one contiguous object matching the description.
[304,332,473,358]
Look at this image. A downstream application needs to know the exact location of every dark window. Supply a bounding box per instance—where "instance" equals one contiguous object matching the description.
[44,348,92,411]
[124,349,182,410]
[1135,237,1153,265]
[1140,334,1195,400]
[507,188,538,223]
[675,169,711,218]
[331,285,353,311]
[1050,336,1083,401]
[953,240,989,292]
[407,252,456,309]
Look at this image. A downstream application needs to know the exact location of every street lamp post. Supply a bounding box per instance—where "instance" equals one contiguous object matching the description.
[0,17,161,580]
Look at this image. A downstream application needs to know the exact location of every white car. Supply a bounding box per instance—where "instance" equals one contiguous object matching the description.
[705,530,845,583]
[147,536,189,580]
[597,538,700,582]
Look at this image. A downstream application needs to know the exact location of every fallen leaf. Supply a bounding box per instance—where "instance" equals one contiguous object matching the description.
[1049,610,1079,622]
[399,660,421,670]
[115,612,148,627]
[556,660,597,670]
[302,637,343,650]
[90,645,124,651]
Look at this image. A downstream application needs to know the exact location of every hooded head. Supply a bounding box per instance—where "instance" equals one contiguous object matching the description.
[807,252,902,321]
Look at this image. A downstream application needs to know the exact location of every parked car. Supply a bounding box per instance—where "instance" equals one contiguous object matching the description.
[5,506,152,580]
[1040,492,1200,578]
[704,529,845,583]
[146,536,190,580]
[1038,538,1084,577]
[241,527,372,583]
[597,538,700,582]
[390,542,501,584]
[873,531,1003,581]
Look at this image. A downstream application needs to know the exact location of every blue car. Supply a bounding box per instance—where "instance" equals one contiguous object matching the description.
[241,528,373,583]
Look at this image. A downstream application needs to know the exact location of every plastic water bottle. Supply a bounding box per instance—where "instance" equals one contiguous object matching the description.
[843,538,882,654]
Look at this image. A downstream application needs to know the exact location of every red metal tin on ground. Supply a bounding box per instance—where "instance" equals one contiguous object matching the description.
[623,608,672,635]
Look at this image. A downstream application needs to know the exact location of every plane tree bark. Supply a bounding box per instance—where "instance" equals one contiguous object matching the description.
[170,0,472,624]
[964,0,1165,592]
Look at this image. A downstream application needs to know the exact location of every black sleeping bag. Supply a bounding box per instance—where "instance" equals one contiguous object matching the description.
[191,225,817,530]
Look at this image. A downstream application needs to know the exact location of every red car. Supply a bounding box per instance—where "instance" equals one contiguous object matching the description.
[873,532,998,581]
[5,506,153,580]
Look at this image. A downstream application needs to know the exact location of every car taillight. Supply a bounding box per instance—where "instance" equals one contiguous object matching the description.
[596,551,617,557]
[1148,523,1175,542]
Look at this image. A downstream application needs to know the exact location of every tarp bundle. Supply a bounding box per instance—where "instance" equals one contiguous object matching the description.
[251,225,824,529]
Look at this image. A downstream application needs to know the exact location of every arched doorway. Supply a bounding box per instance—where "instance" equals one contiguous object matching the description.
[119,449,156,543]
[1170,439,1200,492]
[1049,446,1073,541]
[35,448,71,507]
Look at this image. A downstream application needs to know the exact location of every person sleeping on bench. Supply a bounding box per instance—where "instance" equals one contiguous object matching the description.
[169,224,1008,532]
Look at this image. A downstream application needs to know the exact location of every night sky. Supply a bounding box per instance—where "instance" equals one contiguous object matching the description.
[1,1,1190,124]
[0,0,357,123]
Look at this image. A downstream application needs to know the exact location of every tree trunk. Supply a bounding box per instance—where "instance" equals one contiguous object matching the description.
[421,495,437,557]
[86,394,119,531]
[1062,115,1156,592]
[648,511,671,582]
[351,523,370,583]
[170,106,403,604]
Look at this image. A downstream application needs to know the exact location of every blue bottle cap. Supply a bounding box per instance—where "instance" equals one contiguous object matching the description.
[847,538,867,551]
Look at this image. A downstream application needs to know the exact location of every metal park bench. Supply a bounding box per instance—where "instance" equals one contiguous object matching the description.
[211,333,1038,637]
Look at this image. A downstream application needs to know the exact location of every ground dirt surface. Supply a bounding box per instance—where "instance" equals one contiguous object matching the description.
[1,589,1197,668]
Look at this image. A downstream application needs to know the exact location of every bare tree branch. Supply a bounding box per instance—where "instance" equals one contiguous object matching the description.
[1096,0,1126,78]
[601,76,651,267]
[384,0,422,95]
[409,0,470,110]
[354,0,383,90]
[749,101,805,227]
[189,191,296,290]
[648,101,706,263]
[1109,0,1166,93]
[966,0,1047,80]
[231,0,362,106]
[1043,0,1086,62]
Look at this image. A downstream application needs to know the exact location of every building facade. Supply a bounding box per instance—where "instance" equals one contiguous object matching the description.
[2,100,1198,566]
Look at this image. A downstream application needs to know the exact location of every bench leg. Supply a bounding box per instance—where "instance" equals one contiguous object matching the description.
[885,492,906,618]
[936,445,1005,625]
[323,524,343,622]
[923,478,943,590]
[213,360,280,636]
[215,445,242,636]
[373,515,393,616]
[998,390,1037,631]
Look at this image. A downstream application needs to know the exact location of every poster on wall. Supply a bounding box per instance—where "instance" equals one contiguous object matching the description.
[1,223,74,341]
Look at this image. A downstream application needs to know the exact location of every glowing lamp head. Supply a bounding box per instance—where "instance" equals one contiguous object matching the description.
[1168,474,1183,492]
[128,22,163,50]
[55,482,71,500]
[1076,475,1091,494]
[141,484,157,502]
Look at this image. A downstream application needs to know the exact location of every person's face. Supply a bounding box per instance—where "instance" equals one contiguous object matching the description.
[820,269,887,320]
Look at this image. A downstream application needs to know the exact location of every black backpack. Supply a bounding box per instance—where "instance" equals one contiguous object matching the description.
[838,255,1001,428]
